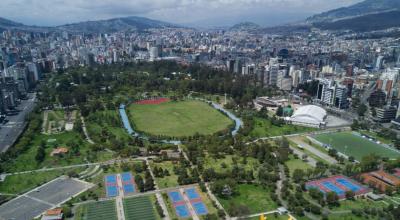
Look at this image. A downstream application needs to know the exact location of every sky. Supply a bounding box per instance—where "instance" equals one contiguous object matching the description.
[0,0,364,27]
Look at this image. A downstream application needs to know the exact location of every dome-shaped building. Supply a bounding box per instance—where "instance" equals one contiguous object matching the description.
[289,105,327,128]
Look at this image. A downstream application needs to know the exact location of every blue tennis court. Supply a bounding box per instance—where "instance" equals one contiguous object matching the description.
[185,188,200,200]
[322,182,344,195]
[106,175,117,184]
[121,172,132,182]
[123,184,135,193]
[192,202,208,215]
[106,185,118,197]
[169,191,183,202]
[175,205,190,218]
[336,178,361,191]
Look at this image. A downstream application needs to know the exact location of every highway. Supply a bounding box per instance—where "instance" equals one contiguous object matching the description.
[0,93,36,152]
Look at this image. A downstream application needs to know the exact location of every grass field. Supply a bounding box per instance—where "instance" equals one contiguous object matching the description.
[250,117,316,137]
[129,100,233,137]
[80,200,117,220]
[150,161,179,189]
[313,132,400,161]
[204,154,259,173]
[218,184,278,215]
[123,196,158,220]
[285,156,312,177]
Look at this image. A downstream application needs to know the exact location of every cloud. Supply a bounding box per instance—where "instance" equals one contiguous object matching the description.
[0,0,363,26]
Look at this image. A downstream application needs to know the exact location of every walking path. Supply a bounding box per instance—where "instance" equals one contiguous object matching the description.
[145,158,170,220]
[116,174,126,220]
[81,116,94,144]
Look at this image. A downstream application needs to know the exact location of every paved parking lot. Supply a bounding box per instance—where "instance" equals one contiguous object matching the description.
[0,176,92,220]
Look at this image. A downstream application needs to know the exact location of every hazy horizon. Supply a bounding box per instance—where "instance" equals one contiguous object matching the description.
[1,0,363,27]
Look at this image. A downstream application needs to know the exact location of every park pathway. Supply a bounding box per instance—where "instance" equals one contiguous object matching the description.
[116,174,126,220]
[81,116,94,144]
[145,158,171,220]
[290,136,337,164]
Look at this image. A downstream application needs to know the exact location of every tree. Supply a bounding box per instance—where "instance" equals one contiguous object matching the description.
[293,169,305,183]
[345,190,355,200]
[144,171,155,191]
[326,192,339,206]
[276,106,284,117]
[35,146,46,163]
[357,103,367,117]
[135,175,145,192]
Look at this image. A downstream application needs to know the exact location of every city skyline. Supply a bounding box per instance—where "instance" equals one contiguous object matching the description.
[1,0,362,27]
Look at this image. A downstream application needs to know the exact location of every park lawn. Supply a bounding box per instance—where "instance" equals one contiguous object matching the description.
[129,100,233,137]
[150,161,179,189]
[204,154,259,173]
[218,184,278,215]
[330,198,387,212]
[0,168,83,194]
[250,117,316,138]
[3,131,113,172]
[314,132,400,161]
[285,156,312,177]
[86,110,132,143]
[327,213,378,220]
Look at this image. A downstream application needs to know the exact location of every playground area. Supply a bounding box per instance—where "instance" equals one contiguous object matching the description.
[306,175,370,199]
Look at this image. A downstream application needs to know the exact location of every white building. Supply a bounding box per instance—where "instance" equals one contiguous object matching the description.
[289,105,327,128]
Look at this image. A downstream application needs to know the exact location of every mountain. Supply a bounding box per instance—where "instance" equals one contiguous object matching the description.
[307,0,400,23]
[57,16,179,33]
[229,22,260,31]
[0,16,179,33]
[305,0,400,32]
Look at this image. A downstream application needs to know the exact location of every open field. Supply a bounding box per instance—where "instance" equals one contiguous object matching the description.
[217,184,278,215]
[204,154,259,173]
[123,196,159,220]
[313,132,400,161]
[250,117,316,137]
[150,161,179,189]
[285,156,312,177]
[3,131,113,172]
[129,100,233,137]
[0,168,82,194]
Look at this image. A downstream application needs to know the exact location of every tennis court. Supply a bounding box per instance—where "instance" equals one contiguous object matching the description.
[105,174,118,197]
[175,204,190,218]
[121,172,136,194]
[184,187,208,215]
[169,191,184,203]
[306,175,370,199]
[192,202,208,215]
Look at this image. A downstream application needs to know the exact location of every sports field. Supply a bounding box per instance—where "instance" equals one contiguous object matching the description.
[123,196,158,220]
[129,100,233,137]
[313,132,400,161]
[83,200,117,220]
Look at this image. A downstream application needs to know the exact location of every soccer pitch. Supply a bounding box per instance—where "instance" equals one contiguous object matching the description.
[313,132,400,161]
[129,100,233,137]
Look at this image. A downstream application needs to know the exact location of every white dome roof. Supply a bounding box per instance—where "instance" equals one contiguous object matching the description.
[290,105,327,125]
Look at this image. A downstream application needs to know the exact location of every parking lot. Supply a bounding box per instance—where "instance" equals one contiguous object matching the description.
[0,176,92,220]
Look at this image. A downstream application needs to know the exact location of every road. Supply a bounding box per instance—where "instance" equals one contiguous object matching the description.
[0,93,36,152]
[290,136,337,165]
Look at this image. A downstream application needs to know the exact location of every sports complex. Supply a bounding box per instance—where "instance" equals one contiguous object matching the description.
[311,131,400,161]
[306,175,370,199]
